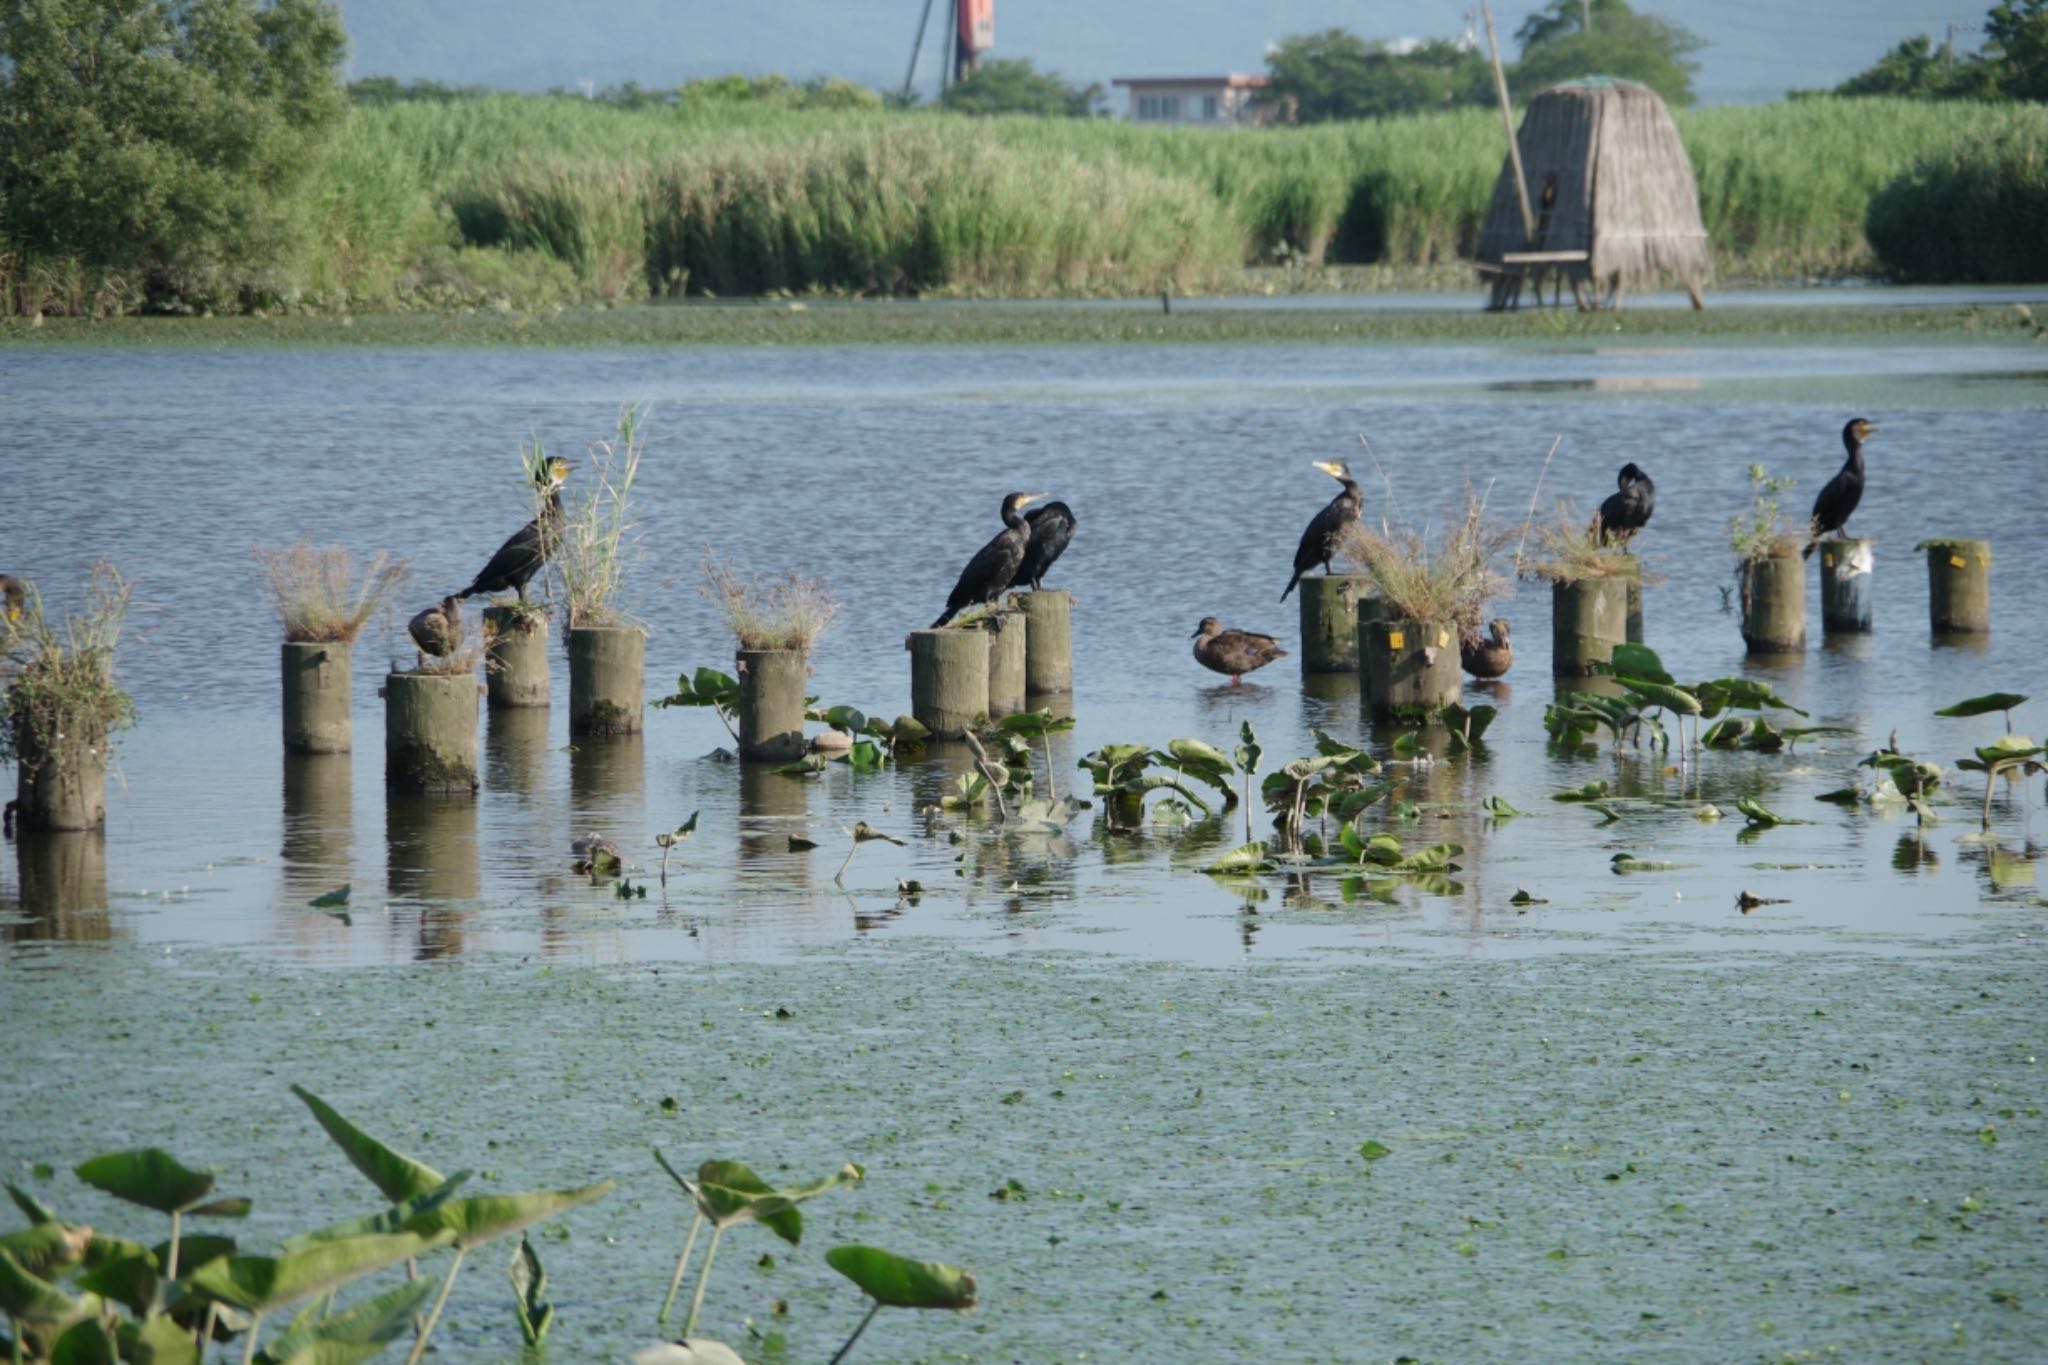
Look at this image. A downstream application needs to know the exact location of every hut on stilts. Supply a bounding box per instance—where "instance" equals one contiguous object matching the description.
[1474,78,1711,312]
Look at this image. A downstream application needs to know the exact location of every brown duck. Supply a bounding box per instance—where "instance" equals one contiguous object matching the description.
[1460,618,1513,679]
[1192,617,1287,685]
[408,595,462,666]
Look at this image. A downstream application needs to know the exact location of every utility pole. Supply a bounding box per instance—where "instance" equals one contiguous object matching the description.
[1944,23,1979,73]
[1582,0,1592,33]
[903,0,936,104]
[1482,2,1535,242]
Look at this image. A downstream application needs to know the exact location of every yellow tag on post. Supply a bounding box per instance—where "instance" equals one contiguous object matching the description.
[1388,630,1405,650]
[1951,554,1966,568]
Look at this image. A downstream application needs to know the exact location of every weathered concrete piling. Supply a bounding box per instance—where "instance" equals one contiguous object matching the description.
[1551,577,1630,677]
[1362,618,1461,722]
[909,628,988,739]
[1818,538,1875,634]
[1623,561,1645,644]
[568,626,645,736]
[1923,538,1991,633]
[483,607,550,708]
[987,620,1026,716]
[737,648,808,761]
[1021,590,1072,695]
[383,672,478,794]
[281,640,351,754]
[1740,556,1806,654]
[1355,596,1387,706]
[11,710,108,832]
[1299,575,1372,673]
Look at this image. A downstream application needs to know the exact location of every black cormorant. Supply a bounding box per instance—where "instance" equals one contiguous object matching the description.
[1014,501,1076,591]
[1281,460,1362,601]
[1590,462,1655,548]
[1803,418,1876,559]
[408,595,461,665]
[1192,617,1287,684]
[458,456,573,601]
[1460,618,1513,679]
[931,492,1044,628]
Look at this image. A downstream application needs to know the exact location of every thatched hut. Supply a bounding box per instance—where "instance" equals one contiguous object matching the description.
[1475,78,1711,311]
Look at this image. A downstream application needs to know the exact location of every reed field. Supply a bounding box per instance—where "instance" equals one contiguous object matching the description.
[10,95,2048,314]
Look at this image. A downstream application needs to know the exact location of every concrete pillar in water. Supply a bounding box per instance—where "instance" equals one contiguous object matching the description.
[483,608,550,709]
[383,672,478,794]
[282,640,351,754]
[1818,538,1875,634]
[1551,576,1630,677]
[1361,619,1461,723]
[1923,538,1991,634]
[1622,560,1645,644]
[1298,574,1372,674]
[987,620,1027,716]
[1354,596,1386,707]
[1021,591,1072,695]
[11,707,108,832]
[909,629,989,739]
[737,648,807,761]
[568,626,645,736]
[1740,555,1806,654]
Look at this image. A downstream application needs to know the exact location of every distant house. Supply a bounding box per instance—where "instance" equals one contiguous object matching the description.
[1111,74,1269,127]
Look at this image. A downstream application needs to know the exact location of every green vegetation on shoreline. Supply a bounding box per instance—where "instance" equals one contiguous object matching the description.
[6,297,2044,350]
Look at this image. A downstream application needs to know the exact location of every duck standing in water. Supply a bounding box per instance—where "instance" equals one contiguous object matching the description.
[1192,617,1287,685]
[407,595,462,668]
[458,455,573,601]
[931,491,1044,628]
[1590,463,1655,548]
[1804,418,1876,559]
[1460,618,1513,679]
[1281,459,1363,600]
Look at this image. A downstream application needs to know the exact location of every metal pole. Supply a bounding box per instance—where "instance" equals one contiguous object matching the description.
[1582,0,1591,32]
[1482,2,1536,242]
[903,0,936,103]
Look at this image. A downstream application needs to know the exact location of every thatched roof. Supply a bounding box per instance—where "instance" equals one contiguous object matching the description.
[1475,78,1711,298]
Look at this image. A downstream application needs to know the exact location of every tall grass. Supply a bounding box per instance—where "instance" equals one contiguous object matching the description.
[1867,115,2048,282]
[10,95,2043,314]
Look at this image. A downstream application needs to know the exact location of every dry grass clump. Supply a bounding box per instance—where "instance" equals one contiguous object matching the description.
[254,542,410,643]
[407,640,485,678]
[553,406,644,629]
[701,552,841,653]
[1519,501,1641,584]
[2,563,135,765]
[1341,491,1515,633]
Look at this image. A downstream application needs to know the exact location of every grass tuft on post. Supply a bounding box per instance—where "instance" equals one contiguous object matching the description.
[2,563,136,766]
[553,405,646,631]
[1341,486,1513,632]
[253,542,409,643]
[700,554,841,652]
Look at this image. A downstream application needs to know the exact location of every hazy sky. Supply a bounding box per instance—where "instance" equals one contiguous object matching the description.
[336,1,1992,106]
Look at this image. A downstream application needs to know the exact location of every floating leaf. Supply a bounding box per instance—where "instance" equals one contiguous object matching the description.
[1358,1141,1392,1161]
[1202,842,1274,875]
[1551,780,1611,804]
[1736,796,1808,828]
[825,1245,977,1312]
[1509,889,1546,905]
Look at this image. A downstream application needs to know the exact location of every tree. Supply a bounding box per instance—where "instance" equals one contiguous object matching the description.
[0,0,347,308]
[1829,0,2048,100]
[1262,29,1491,122]
[939,58,1102,117]
[1511,0,1705,105]
[1984,0,2048,98]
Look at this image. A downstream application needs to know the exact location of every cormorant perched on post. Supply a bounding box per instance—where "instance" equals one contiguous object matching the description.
[1014,501,1076,591]
[1590,462,1656,548]
[458,456,573,601]
[931,492,1044,628]
[1192,618,1286,685]
[1281,460,1363,601]
[408,596,461,667]
[1803,418,1876,559]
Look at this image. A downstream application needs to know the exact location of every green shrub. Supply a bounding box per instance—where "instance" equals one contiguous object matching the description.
[1867,115,2048,281]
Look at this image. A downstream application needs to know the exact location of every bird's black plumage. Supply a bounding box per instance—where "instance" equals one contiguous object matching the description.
[458,457,571,601]
[1014,501,1076,591]
[1282,460,1363,601]
[1803,418,1875,560]
[932,492,1041,628]
[1591,462,1656,547]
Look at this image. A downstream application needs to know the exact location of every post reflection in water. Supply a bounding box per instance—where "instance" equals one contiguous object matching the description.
[281,753,353,904]
[570,732,645,830]
[485,705,554,800]
[738,760,809,886]
[1300,669,1360,738]
[384,793,478,959]
[9,833,111,942]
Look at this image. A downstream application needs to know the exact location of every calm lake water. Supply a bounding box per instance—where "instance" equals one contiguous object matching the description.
[5,324,2047,1361]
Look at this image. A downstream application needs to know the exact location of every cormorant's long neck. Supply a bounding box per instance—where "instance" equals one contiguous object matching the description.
[1842,434,1864,474]
[1336,479,1362,511]
[1002,505,1027,531]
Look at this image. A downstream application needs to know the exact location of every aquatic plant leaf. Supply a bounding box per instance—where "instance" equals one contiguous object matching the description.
[74,1150,214,1215]
[1358,1141,1392,1161]
[883,715,931,745]
[1361,833,1404,867]
[0,1224,91,1280]
[1509,889,1546,905]
[255,1275,436,1365]
[787,835,818,851]
[1333,781,1399,820]
[1202,842,1274,875]
[1481,795,1522,818]
[308,885,350,908]
[280,1174,470,1253]
[290,1087,446,1205]
[6,1183,58,1226]
[1783,725,1856,742]
[188,1197,251,1219]
[845,739,886,772]
[850,822,903,846]
[1974,735,2044,765]
[996,708,1073,738]
[1607,643,1670,683]
[1584,804,1621,824]
[1610,854,1689,873]
[1166,737,1234,771]
[0,1246,94,1325]
[401,1180,614,1252]
[182,1231,448,1315]
[815,704,867,734]
[1390,730,1421,757]
[1735,797,1802,827]
[826,1245,977,1311]
[1936,692,2028,719]
[1620,678,1701,716]
[1551,780,1611,803]
[1701,717,1747,749]
[773,754,826,777]
[128,1314,200,1365]
[1397,842,1464,873]
[508,1234,552,1347]
[157,1233,235,1272]
[1233,721,1262,777]
[1692,677,1808,718]
[1814,787,1862,805]
[1339,823,1366,861]
[49,1316,120,1365]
